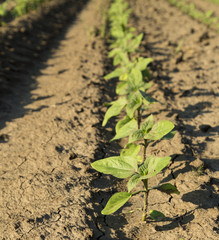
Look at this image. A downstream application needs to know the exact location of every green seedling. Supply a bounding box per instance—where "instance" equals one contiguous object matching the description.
[104,56,152,81]
[204,0,219,4]
[92,115,179,221]
[0,0,52,25]
[102,68,156,128]
[192,164,205,176]
[12,0,51,17]
[167,0,219,30]
[175,39,184,54]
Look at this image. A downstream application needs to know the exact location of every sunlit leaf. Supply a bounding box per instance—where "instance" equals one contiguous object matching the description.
[128,68,144,90]
[145,121,175,141]
[129,129,145,143]
[127,33,143,52]
[119,73,128,81]
[108,48,121,58]
[116,81,129,95]
[139,156,154,176]
[121,143,141,157]
[102,97,127,126]
[112,117,138,141]
[140,82,153,91]
[127,174,141,192]
[135,57,153,71]
[140,156,171,179]
[91,156,138,179]
[102,192,132,215]
[126,93,142,118]
[104,68,125,80]
[140,114,154,134]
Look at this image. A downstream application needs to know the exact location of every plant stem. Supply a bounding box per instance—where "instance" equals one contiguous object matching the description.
[137,107,141,129]
[132,190,146,196]
[143,139,148,162]
[142,139,149,221]
[142,179,148,222]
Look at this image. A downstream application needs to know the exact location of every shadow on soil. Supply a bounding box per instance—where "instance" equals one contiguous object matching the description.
[0,0,89,133]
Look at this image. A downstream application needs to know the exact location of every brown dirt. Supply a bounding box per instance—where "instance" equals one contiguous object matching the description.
[0,0,108,239]
[0,0,218,239]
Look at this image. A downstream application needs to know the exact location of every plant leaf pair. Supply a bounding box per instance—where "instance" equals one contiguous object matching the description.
[129,116,175,143]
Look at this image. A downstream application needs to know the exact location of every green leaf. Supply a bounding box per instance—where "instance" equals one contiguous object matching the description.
[162,130,176,140]
[135,57,153,71]
[145,121,175,141]
[139,90,157,106]
[127,174,141,192]
[128,69,144,90]
[139,155,154,176]
[113,52,126,66]
[115,115,131,133]
[102,97,127,126]
[121,143,142,163]
[129,129,145,143]
[121,143,141,157]
[101,192,132,215]
[112,117,138,141]
[126,93,142,118]
[108,48,121,58]
[104,68,125,80]
[91,156,138,179]
[153,183,180,195]
[127,33,143,52]
[141,114,154,134]
[142,69,152,81]
[116,81,129,95]
[123,156,139,171]
[140,82,153,91]
[140,156,171,179]
[119,72,128,81]
[149,210,165,221]
[113,52,129,66]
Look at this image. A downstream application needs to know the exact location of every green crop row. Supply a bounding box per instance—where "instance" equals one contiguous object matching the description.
[204,0,219,5]
[91,0,180,222]
[167,0,219,31]
[0,0,52,25]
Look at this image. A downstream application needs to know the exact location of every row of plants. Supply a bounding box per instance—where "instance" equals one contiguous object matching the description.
[166,0,219,31]
[91,0,180,222]
[0,0,52,26]
[204,0,219,4]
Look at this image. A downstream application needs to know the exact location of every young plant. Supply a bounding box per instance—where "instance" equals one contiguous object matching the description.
[103,66,155,130]
[92,115,179,221]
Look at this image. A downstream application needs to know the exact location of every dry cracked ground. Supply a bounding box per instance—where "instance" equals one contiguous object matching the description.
[0,0,218,239]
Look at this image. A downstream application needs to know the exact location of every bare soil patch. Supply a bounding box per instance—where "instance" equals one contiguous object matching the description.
[0,0,108,239]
